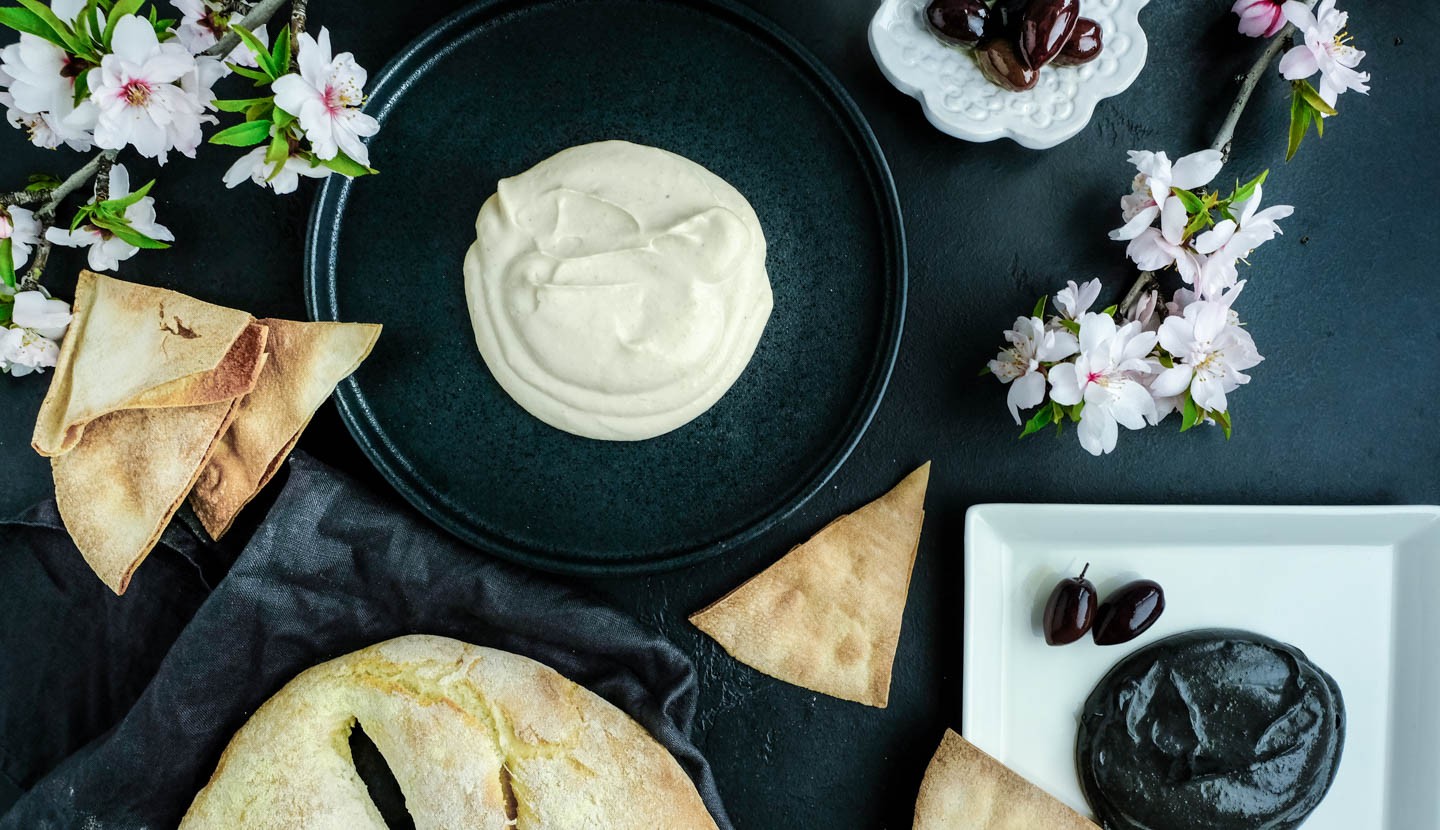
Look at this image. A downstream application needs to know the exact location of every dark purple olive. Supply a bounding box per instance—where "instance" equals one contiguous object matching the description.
[976,38,1039,92]
[1092,579,1166,645]
[1018,0,1080,69]
[1043,564,1098,646]
[926,0,991,47]
[1052,17,1104,67]
[987,0,1031,38]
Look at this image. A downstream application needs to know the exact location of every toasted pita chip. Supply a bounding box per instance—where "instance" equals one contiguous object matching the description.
[914,730,1100,830]
[190,319,382,539]
[53,397,245,595]
[690,462,930,708]
[33,271,261,457]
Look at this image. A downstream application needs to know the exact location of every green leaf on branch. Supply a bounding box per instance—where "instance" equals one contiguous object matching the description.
[0,238,15,289]
[265,130,289,165]
[0,6,70,49]
[1059,318,1080,335]
[1019,402,1059,439]
[0,296,12,326]
[321,152,378,178]
[71,67,90,108]
[1287,84,1316,162]
[271,21,292,74]
[1184,209,1212,239]
[26,172,61,192]
[273,106,297,129]
[1172,188,1205,214]
[1212,409,1233,440]
[87,212,169,249]
[1032,294,1047,320]
[1179,394,1200,432]
[215,96,272,114]
[1067,402,1084,423]
[14,0,85,55]
[1101,304,1118,317]
[232,24,278,79]
[103,0,144,45]
[228,63,272,83]
[1297,81,1338,117]
[210,119,274,147]
[1230,169,1269,205]
[99,177,155,212]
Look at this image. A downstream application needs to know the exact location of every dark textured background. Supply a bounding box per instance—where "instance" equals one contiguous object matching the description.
[1,1,1435,827]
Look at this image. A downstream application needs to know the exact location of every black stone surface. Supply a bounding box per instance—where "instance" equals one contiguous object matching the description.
[0,1,1435,828]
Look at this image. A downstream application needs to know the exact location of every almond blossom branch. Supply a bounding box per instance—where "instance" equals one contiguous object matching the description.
[16,150,116,290]
[1210,27,1296,162]
[1117,270,1157,318]
[202,0,292,59]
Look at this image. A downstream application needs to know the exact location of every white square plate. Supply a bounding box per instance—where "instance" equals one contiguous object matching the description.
[963,504,1440,829]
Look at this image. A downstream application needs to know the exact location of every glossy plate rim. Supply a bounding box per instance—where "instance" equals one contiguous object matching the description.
[305,0,908,576]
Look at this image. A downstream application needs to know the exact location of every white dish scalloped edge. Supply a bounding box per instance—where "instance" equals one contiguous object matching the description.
[869,0,1151,149]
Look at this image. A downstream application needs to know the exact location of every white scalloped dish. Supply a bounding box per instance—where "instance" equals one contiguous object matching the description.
[869,0,1151,149]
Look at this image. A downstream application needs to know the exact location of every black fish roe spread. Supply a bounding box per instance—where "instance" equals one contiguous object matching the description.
[1076,629,1345,830]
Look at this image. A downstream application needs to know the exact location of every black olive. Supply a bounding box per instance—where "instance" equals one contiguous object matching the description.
[925,0,991,47]
[976,38,1039,92]
[1092,580,1166,645]
[1043,564,1098,646]
[1052,17,1104,67]
[988,0,1031,38]
[1017,0,1080,69]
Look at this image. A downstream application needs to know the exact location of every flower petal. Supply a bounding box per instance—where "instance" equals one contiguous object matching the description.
[1048,362,1083,406]
[1169,150,1223,190]
[1006,371,1047,425]
[1149,365,1194,398]
[1109,205,1160,241]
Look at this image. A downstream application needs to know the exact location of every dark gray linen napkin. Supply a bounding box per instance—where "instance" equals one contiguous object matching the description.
[0,453,731,829]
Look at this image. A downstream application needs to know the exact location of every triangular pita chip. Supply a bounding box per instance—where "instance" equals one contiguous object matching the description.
[913,730,1100,830]
[189,318,382,539]
[33,270,262,456]
[52,394,247,595]
[690,462,929,708]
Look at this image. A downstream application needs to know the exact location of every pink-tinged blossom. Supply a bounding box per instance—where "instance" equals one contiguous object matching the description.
[272,28,378,166]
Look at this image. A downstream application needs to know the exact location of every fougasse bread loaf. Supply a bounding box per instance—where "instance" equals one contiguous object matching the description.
[180,635,719,830]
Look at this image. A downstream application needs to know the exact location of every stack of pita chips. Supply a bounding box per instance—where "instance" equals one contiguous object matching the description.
[913,730,1100,829]
[31,271,380,595]
[690,462,930,708]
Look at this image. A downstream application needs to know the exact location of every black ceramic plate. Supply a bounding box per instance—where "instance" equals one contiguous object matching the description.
[306,0,906,575]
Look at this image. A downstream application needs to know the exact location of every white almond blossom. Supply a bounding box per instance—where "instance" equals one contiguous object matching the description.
[45,164,174,271]
[1048,313,1159,456]
[988,316,1079,424]
[0,326,60,375]
[1055,278,1102,321]
[0,36,97,150]
[1193,184,1293,294]
[1279,0,1370,108]
[1123,196,1206,284]
[91,16,213,163]
[172,0,268,69]
[1110,149,1224,241]
[1125,288,1161,334]
[1151,300,1263,412]
[1,290,71,376]
[223,146,329,194]
[273,28,378,166]
[1232,0,1286,38]
[1,205,41,270]
[10,289,72,339]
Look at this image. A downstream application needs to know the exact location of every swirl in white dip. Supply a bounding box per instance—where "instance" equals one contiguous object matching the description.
[463,141,773,441]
